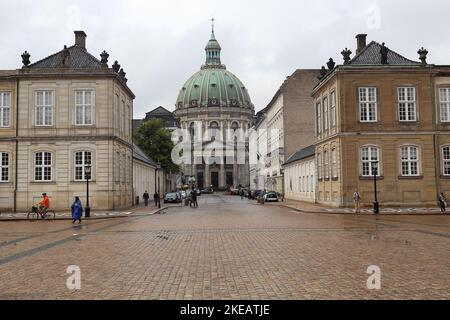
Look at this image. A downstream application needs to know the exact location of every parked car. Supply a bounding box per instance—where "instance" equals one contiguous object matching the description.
[229,188,240,195]
[251,190,262,200]
[264,191,279,202]
[164,192,181,203]
[201,187,214,194]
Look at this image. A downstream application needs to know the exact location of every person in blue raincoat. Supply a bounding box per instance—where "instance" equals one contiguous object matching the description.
[71,196,83,224]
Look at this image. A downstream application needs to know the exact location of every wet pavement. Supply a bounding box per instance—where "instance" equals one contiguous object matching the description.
[0,194,449,299]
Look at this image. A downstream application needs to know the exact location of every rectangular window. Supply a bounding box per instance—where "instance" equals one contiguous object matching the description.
[35,91,53,126]
[330,91,336,128]
[332,148,338,178]
[401,146,419,176]
[440,88,450,122]
[0,92,11,127]
[442,146,450,176]
[317,153,322,180]
[359,87,377,122]
[35,151,52,181]
[75,90,93,125]
[324,150,329,179]
[121,100,126,134]
[0,152,9,182]
[398,87,416,121]
[75,151,92,181]
[316,103,321,135]
[361,146,379,177]
[323,97,329,131]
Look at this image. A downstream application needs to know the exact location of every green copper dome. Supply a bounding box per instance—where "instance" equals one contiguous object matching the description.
[176,29,253,109]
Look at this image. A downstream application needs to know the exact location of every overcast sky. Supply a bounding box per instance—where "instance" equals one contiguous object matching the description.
[1,0,450,117]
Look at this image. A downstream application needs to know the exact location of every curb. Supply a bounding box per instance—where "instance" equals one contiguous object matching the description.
[282,204,450,216]
[0,207,167,222]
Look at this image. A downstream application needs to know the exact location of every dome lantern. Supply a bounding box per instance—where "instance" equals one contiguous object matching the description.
[205,18,222,66]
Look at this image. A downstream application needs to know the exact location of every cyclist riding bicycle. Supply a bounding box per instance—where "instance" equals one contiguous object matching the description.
[32,193,50,216]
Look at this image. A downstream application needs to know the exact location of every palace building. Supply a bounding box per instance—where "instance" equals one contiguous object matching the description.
[313,34,450,207]
[0,30,160,211]
[173,25,255,189]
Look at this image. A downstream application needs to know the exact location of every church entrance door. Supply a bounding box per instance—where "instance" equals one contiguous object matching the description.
[197,172,204,189]
[211,172,219,189]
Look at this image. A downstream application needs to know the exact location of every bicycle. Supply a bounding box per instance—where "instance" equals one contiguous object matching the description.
[27,207,56,220]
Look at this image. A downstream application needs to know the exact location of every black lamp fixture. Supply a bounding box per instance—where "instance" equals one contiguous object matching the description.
[372,161,380,214]
[85,165,92,218]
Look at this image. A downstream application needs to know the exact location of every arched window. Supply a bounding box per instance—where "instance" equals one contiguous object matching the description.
[361,146,380,177]
[189,122,195,138]
[442,145,450,176]
[231,121,239,133]
[209,121,220,140]
[0,152,9,182]
[34,151,52,181]
[400,145,420,176]
[331,148,338,178]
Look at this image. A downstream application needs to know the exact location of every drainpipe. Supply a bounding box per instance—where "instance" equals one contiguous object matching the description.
[13,78,19,212]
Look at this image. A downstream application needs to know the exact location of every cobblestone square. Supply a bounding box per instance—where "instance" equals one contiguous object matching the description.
[0,195,449,300]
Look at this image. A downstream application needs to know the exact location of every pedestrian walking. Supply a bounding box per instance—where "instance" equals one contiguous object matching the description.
[71,196,83,224]
[153,192,159,207]
[143,190,149,206]
[353,190,361,214]
[439,192,447,213]
[192,190,198,208]
[240,189,245,200]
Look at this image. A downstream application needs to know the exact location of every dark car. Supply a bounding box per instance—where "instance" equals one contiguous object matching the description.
[251,190,262,200]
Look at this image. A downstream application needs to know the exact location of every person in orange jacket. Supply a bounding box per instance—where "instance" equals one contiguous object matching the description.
[38,193,50,212]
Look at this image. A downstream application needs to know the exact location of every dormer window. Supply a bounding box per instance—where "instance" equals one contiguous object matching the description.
[211,83,217,87]
[190,100,198,107]
[194,84,199,89]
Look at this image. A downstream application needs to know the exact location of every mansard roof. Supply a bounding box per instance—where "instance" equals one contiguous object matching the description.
[28,45,104,69]
[348,41,421,66]
[284,145,315,166]
[133,143,158,167]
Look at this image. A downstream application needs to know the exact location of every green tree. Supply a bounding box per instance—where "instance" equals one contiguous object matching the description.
[134,118,179,173]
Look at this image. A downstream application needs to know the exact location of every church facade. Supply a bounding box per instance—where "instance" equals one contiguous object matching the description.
[173,27,255,190]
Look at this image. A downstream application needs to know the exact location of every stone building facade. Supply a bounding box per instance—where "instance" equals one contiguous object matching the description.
[313,34,450,207]
[263,69,320,194]
[173,27,254,190]
[283,145,315,203]
[0,31,138,211]
[132,143,164,204]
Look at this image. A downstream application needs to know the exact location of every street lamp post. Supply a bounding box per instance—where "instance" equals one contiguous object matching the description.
[157,161,161,209]
[85,165,91,218]
[372,161,380,214]
[156,161,161,209]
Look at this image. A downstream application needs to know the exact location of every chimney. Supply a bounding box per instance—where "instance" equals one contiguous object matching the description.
[355,34,367,55]
[74,31,87,50]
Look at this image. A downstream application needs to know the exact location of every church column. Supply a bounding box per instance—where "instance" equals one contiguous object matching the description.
[219,164,225,188]
[205,164,210,188]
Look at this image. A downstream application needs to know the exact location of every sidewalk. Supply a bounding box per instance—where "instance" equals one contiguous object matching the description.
[0,204,167,221]
[279,199,449,215]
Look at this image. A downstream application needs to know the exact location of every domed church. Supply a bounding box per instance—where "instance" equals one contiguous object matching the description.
[174,23,255,190]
